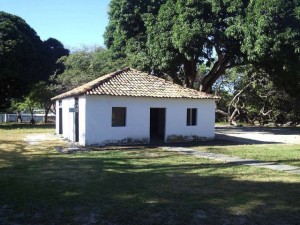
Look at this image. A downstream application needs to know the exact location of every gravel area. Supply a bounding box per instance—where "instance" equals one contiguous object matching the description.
[216,125,300,144]
[23,126,300,147]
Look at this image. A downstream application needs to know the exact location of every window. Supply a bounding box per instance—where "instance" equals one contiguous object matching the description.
[112,107,126,127]
[187,108,197,126]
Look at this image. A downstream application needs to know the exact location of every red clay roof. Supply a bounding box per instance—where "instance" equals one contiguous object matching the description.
[51,68,219,100]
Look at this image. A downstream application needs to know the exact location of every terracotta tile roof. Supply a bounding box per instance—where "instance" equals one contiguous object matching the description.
[51,68,220,100]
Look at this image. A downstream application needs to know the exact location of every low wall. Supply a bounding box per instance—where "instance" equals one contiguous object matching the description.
[0,114,55,123]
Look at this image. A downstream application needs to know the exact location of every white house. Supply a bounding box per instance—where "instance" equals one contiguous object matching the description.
[51,68,219,146]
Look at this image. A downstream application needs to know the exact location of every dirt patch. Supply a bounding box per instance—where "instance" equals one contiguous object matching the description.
[216,126,300,144]
[24,133,66,145]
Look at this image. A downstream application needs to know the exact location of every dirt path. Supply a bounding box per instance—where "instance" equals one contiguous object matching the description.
[215,125,300,144]
[163,146,300,174]
[24,133,61,145]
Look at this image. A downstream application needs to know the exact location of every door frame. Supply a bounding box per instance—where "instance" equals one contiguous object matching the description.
[149,108,166,142]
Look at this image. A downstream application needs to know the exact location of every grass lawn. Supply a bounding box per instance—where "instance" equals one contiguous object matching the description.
[1,124,300,225]
[193,144,300,167]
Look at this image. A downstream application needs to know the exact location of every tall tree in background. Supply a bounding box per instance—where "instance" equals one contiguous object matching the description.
[214,65,300,126]
[30,81,56,123]
[41,38,70,81]
[52,47,128,92]
[0,11,69,110]
[104,0,167,70]
[104,0,300,97]
[0,11,41,109]
[241,0,300,98]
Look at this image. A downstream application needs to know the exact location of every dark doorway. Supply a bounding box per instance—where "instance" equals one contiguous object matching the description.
[150,108,166,143]
[74,98,79,142]
[75,111,79,142]
[59,108,63,134]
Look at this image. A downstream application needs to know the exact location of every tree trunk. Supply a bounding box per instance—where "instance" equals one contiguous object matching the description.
[16,111,22,123]
[44,109,49,124]
[225,75,256,126]
[184,59,197,88]
[44,103,53,124]
[215,109,228,117]
[29,108,35,125]
[30,109,34,121]
[170,71,183,85]
[229,108,239,125]
[199,54,230,93]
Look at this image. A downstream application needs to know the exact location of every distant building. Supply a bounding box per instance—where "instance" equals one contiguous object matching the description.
[51,68,219,146]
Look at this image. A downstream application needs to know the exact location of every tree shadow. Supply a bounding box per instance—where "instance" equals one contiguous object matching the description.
[1,146,300,225]
[216,126,300,135]
[0,123,55,130]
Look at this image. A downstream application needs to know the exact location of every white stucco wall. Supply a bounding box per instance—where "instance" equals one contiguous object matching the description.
[57,97,75,142]
[55,100,60,135]
[81,95,216,146]
[84,96,150,145]
[78,96,86,146]
[165,98,215,140]
[55,97,86,145]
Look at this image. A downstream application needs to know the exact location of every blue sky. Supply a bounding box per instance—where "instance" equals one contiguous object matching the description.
[0,0,110,50]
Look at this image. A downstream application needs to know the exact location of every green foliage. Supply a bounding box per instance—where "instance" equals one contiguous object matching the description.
[145,0,182,72]
[0,11,69,110]
[41,38,70,81]
[0,11,42,109]
[171,0,211,61]
[28,81,59,123]
[241,0,300,98]
[104,0,300,96]
[52,47,128,92]
[242,0,299,60]
[10,95,40,117]
[9,81,56,122]
[104,0,166,69]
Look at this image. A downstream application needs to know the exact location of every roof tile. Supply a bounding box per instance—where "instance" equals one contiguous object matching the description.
[51,68,220,100]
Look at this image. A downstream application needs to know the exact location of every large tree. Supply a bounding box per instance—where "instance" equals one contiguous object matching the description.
[215,65,300,126]
[241,0,300,98]
[104,0,167,70]
[52,47,128,92]
[104,0,300,97]
[0,11,69,110]
[40,38,70,81]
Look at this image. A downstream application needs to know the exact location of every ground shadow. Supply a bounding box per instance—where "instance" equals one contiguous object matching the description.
[1,146,300,225]
[0,123,55,130]
[216,126,300,136]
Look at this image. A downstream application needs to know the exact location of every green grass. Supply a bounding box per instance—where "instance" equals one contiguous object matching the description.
[1,126,300,224]
[193,144,300,167]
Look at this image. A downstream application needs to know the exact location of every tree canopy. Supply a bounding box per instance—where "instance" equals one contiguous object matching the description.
[0,11,69,110]
[104,0,300,97]
[51,47,128,92]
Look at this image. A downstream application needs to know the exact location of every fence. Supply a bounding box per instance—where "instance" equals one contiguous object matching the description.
[0,114,55,123]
